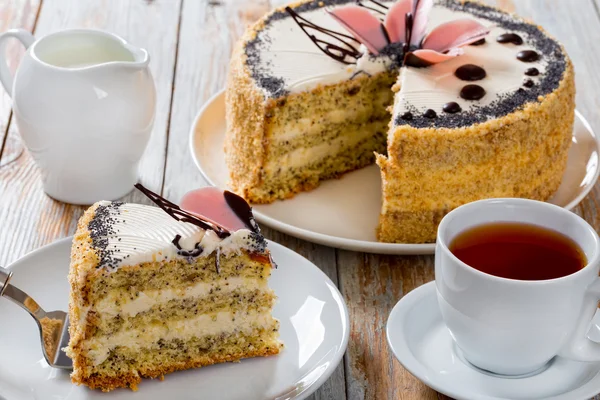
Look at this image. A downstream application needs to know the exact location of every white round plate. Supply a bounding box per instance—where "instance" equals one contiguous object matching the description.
[0,237,349,400]
[190,90,600,255]
[386,282,600,400]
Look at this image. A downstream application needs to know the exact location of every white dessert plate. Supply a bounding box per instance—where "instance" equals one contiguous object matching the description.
[0,237,349,400]
[386,282,600,400]
[190,90,600,255]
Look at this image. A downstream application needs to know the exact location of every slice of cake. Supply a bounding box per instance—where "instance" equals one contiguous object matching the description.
[65,185,281,392]
[225,0,574,243]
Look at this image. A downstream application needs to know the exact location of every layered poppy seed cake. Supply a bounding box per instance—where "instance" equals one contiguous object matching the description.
[66,185,281,392]
[225,0,574,243]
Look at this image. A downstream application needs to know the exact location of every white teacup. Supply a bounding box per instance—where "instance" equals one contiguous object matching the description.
[0,29,155,204]
[436,198,600,376]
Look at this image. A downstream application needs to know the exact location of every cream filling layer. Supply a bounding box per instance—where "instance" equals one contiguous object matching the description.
[265,127,376,173]
[95,278,267,317]
[272,98,390,143]
[273,109,357,143]
[86,310,277,366]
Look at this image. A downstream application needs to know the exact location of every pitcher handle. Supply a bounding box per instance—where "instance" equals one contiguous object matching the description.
[559,277,600,361]
[0,29,35,96]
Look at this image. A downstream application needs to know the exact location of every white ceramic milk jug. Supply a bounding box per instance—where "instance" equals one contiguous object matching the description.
[0,29,156,204]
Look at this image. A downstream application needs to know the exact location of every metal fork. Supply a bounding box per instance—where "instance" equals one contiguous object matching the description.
[0,266,72,369]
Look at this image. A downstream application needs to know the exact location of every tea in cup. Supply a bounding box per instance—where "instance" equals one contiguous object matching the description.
[436,198,600,376]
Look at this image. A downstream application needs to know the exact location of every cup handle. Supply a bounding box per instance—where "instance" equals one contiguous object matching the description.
[559,277,600,361]
[0,28,35,96]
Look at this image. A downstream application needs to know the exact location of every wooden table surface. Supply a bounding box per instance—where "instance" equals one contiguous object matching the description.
[1,0,600,399]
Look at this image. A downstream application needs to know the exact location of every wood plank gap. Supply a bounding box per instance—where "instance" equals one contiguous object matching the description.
[0,0,43,162]
[335,248,351,400]
[592,0,600,20]
[0,112,13,160]
[159,0,184,196]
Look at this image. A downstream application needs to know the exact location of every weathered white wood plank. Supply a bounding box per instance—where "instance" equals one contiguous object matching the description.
[162,0,345,398]
[161,0,268,202]
[0,0,182,267]
[0,0,41,166]
[339,251,440,400]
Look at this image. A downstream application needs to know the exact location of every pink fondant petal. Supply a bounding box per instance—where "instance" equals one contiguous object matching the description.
[328,6,388,55]
[383,0,412,43]
[406,48,464,66]
[180,187,249,232]
[410,0,433,46]
[422,18,490,53]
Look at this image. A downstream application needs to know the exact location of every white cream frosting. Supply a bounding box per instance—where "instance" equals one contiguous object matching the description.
[95,277,266,317]
[86,310,276,365]
[393,7,545,120]
[92,202,262,270]
[265,126,375,173]
[253,2,394,95]
[251,1,547,117]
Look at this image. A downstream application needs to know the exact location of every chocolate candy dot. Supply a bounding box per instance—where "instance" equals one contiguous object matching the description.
[525,67,540,76]
[523,79,534,88]
[470,38,486,46]
[424,109,437,119]
[497,33,523,45]
[460,84,486,101]
[401,112,413,121]
[517,50,539,62]
[455,64,487,81]
[443,102,462,114]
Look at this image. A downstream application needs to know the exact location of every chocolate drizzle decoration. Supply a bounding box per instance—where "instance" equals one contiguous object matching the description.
[517,50,539,62]
[455,64,486,81]
[460,84,486,100]
[423,109,437,118]
[470,38,486,46]
[403,12,414,54]
[356,0,389,15]
[523,79,534,88]
[215,248,221,274]
[401,111,413,120]
[224,190,261,233]
[134,183,230,239]
[443,102,461,114]
[404,51,432,68]
[172,234,204,257]
[497,33,523,45]
[285,6,361,65]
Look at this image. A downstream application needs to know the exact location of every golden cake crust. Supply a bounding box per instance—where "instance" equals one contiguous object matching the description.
[71,346,280,392]
[67,203,102,367]
[225,23,270,202]
[377,55,575,243]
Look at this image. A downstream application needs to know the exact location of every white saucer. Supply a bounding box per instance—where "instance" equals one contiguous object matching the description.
[386,282,600,400]
[0,237,349,400]
[190,90,600,255]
